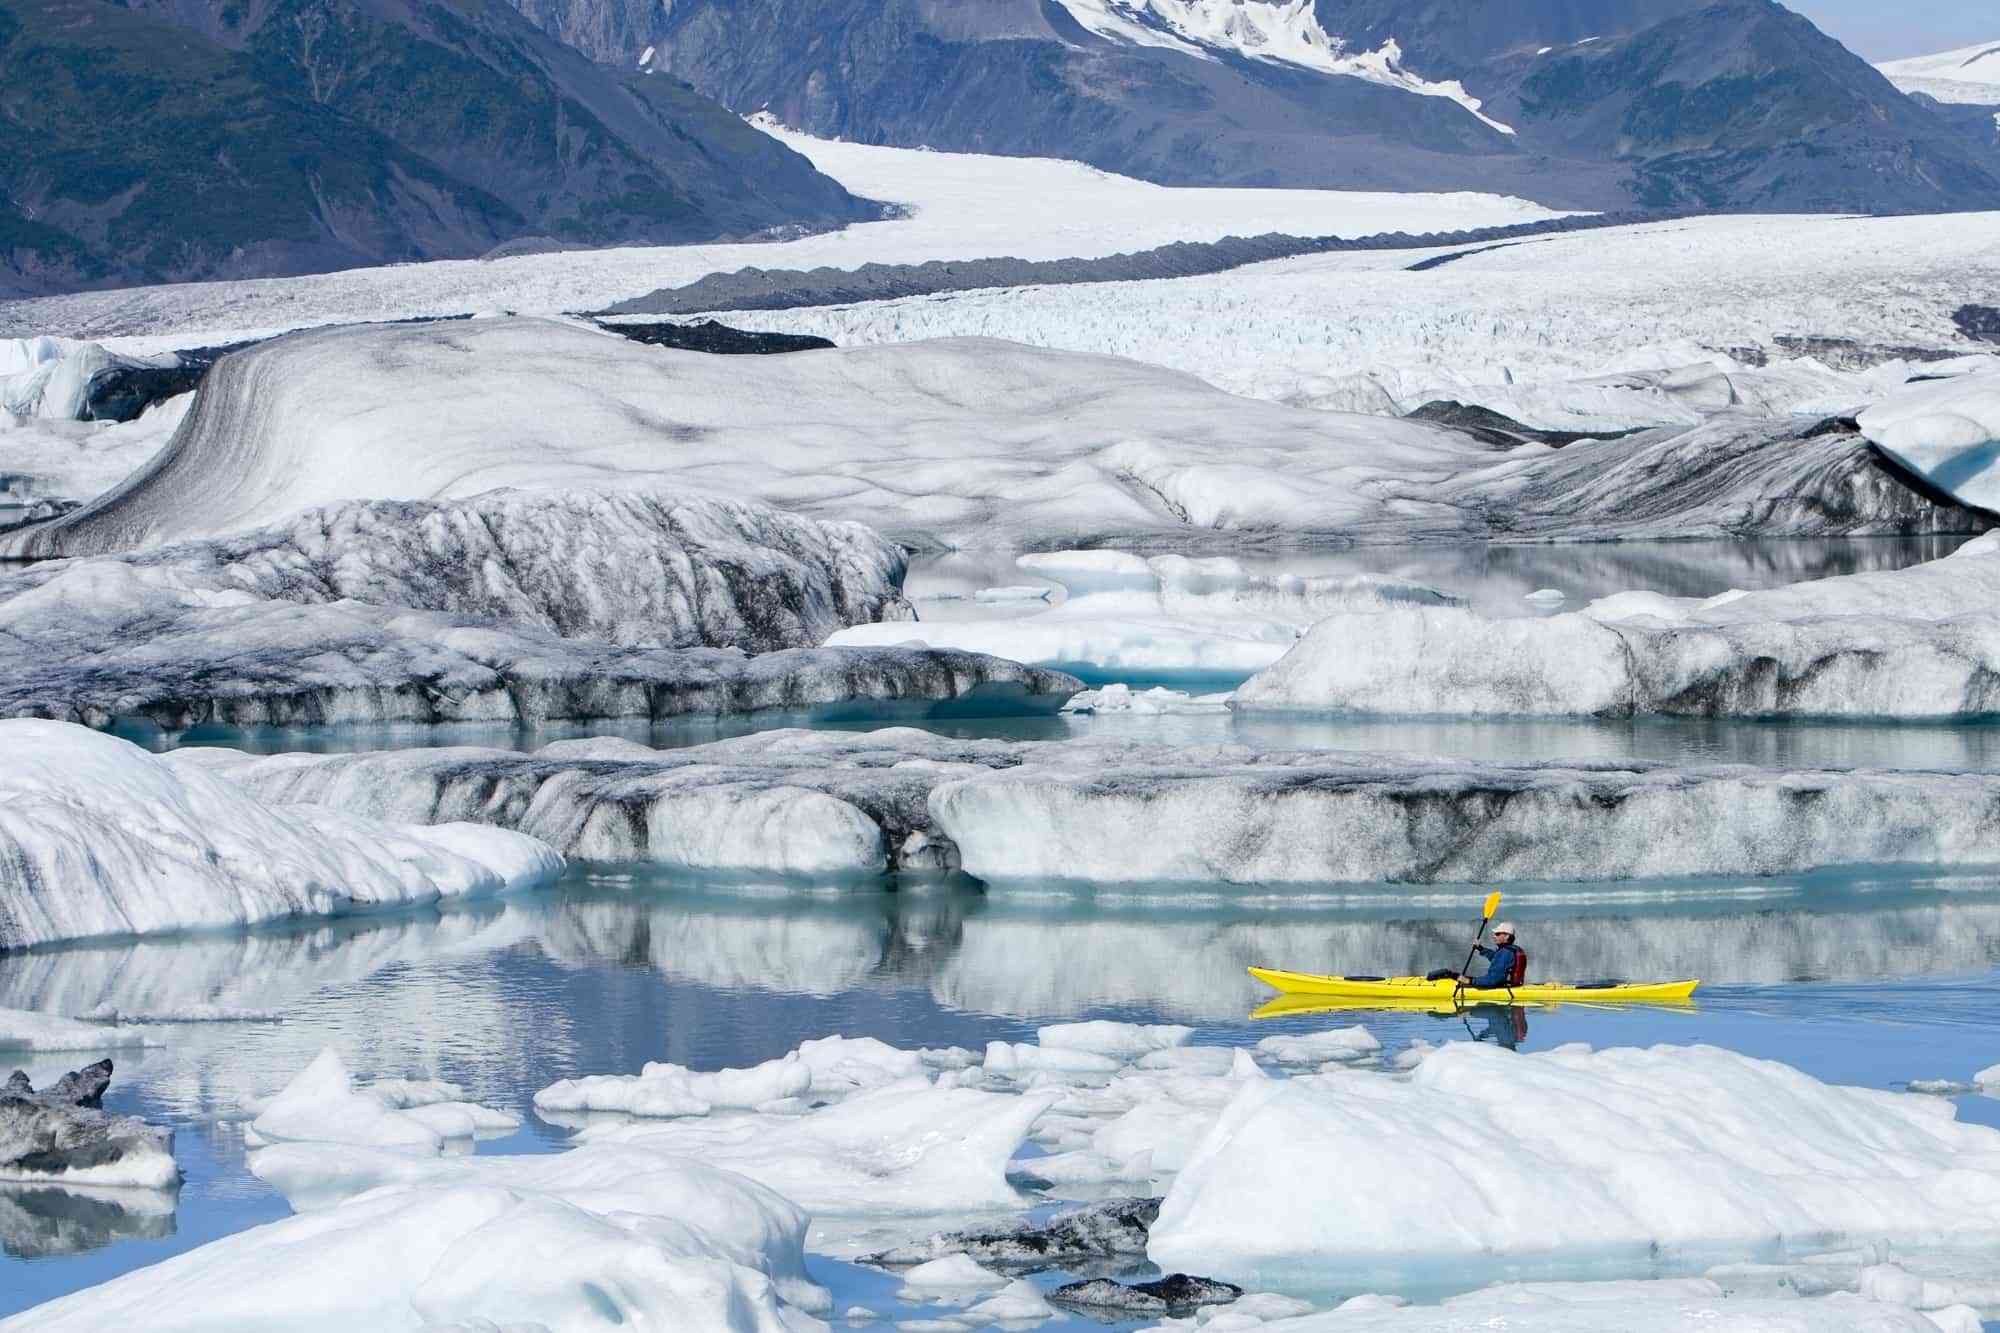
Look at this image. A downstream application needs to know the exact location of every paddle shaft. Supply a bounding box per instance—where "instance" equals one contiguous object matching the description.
[1453,892,1503,1000]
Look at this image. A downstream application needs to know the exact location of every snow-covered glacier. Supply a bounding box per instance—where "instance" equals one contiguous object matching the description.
[5,318,1975,563]
[0,488,1077,728]
[1236,531,2000,719]
[185,728,2000,886]
[0,722,562,951]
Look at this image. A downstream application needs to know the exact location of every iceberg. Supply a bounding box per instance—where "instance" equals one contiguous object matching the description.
[1235,532,2000,719]
[0,721,562,950]
[1148,1043,2000,1284]
[192,726,2000,886]
[0,488,1076,728]
[248,1050,517,1153]
[829,551,1462,684]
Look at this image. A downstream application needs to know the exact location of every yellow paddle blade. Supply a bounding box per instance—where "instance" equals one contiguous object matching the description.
[1482,891,1502,920]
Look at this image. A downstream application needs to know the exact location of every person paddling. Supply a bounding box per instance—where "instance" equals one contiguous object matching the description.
[1427,923,1526,990]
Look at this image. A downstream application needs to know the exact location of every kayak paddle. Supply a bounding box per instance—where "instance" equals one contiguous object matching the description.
[1452,891,1503,1000]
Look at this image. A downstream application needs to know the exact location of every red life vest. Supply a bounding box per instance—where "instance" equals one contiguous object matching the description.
[1507,947,1529,987]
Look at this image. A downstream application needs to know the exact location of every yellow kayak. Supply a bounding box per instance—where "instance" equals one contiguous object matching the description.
[1250,993,1696,1021]
[1248,967,1700,1005]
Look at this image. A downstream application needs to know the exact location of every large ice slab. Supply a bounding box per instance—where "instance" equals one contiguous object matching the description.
[1236,532,2000,719]
[14,1148,827,1331]
[0,721,563,950]
[829,550,1463,683]
[188,727,2000,886]
[1859,367,2000,514]
[1149,1043,2000,1284]
[0,487,1076,728]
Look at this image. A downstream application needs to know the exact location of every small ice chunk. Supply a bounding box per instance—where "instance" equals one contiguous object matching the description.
[966,1279,1056,1321]
[985,1041,1121,1076]
[898,1254,1011,1292]
[1038,1021,1193,1059]
[1253,1027,1382,1065]
[1524,588,1566,603]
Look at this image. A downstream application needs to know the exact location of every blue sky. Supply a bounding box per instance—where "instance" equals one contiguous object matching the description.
[1788,0,1996,61]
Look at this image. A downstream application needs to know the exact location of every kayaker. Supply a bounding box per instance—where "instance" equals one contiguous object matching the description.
[1426,923,1525,989]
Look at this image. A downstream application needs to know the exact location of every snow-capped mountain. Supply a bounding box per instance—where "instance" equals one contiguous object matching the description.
[1879,40,2000,105]
[506,0,2000,213]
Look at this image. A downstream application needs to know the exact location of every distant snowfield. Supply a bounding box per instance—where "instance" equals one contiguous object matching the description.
[0,126,1564,348]
[1878,40,2000,104]
[718,213,2000,427]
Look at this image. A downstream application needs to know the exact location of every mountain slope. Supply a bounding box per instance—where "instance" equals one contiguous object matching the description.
[0,0,879,295]
[512,0,2000,213]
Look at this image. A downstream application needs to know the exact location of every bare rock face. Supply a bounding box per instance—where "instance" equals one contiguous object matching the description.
[864,1197,1160,1273]
[0,1061,180,1191]
[1051,1272,1244,1315]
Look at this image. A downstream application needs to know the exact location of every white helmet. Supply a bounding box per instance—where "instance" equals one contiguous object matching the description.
[1492,922,1517,938]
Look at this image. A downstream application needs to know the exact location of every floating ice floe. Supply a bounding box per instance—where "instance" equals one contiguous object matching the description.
[1148,1043,2000,1284]
[0,1009,158,1052]
[189,725,2000,885]
[1063,684,1233,715]
[1236,531,2000,719]
[0,721,562,950]
[247,1049,518,1153]
[0,489,1076,728]
[22,1147,828,1331]
[830,551,1463,684]
[1859,365,2000,513]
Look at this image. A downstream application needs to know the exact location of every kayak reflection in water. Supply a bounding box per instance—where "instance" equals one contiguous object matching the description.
[1462,1002,1529,1050]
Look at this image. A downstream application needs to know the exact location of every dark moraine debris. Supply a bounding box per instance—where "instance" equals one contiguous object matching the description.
[1050,1273,1244,1316]
[0,1061,179,1192]
[1955,305,2000,346]
[602,319,835,355]
[1770,335,1965,371]
[600,212,1683,317]
[80,340,260,424]
[1403,401,1646,450]
[864,1197,1159,1272]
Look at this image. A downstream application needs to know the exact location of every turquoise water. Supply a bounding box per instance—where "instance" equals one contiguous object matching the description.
[5,866,1999,1323]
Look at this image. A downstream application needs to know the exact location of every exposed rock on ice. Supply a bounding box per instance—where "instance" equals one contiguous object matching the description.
[10,320,1960,563]
[829,551,1464,683]
[19,1145,828,1332]
[191,725,2000,885]
[0,1060,180,1190]
[1050,1271,1243,1315]
[863,1197,1160,1271]
[0,721,563,950]
[1236,532,2000,719]
[1859,366,2000,514]
[0,488,1076,728]
[1148,1043,2000,1283]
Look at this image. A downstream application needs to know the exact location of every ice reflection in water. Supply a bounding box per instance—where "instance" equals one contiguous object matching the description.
[4,865,2000,1319]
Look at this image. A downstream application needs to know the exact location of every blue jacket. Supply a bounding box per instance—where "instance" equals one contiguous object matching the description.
[1469,942,1522,990]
